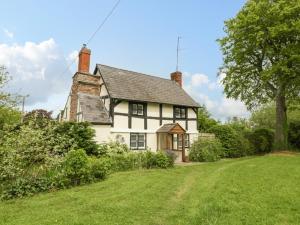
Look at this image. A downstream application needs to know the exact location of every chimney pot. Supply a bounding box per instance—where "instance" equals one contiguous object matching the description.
[78,45,91,73]
[170,71,182,87]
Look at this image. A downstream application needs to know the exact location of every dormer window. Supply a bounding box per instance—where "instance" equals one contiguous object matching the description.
[174,106,186,119]
[132,103,144,116]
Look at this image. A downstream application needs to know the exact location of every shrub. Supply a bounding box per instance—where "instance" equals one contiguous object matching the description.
[208,124,250,158]
[189,138,223,162]
[164,150,176,167]
[1,177,52,200]
[51,122,99,155]
[63,149,90,185]
[97,141,129,156]
[288,121,300,150]
[246,128,274,154]
[88,157,111,180]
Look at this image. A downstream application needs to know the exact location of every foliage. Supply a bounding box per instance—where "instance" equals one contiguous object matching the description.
[1,177,52,200]
[0,106,21,131]
[218,0,300,150]
[246,128,274,154]
[0,66,19,107]
[63,149,90,185]
[189,138,223,162]
[23,109,53,128]
[250,103,276,130]
[0,122,52,168]
[108,151,174,172]
[97,141,129,156]
[88,157,111,180]
[197,105,219,132]
[208,124,252,158]
[51,122,99,155]
[288,121,300,150]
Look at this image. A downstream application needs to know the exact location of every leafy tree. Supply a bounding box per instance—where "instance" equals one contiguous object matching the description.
[218,0,300,150]
[0,66,19,107]
[0,106,21,131]
[250,103,276,130]
[250,102,300,129]
[197,105,218,132]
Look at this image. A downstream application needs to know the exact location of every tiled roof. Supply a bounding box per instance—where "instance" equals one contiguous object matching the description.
[97,64,200,107]
[78,93,111,124]
[156,123,186,133]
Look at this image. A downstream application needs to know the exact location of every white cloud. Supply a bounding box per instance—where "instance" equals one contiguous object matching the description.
[183,71,249,121]
[191,73,209,87]
[3,28,14,38]
[0,38,75,114]
[67,50,78,64]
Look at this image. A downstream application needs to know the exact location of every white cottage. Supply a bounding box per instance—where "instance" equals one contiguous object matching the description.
[60,45,200,162]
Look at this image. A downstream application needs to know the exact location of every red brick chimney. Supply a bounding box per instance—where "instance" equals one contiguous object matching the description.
[78,44,91,73]
[69,45,100,121]
[171,71,182,87]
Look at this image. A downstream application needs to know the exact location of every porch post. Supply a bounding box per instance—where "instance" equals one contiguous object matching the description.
[182,134,186,162]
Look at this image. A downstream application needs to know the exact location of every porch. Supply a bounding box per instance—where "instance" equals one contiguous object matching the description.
[156,123,187,163]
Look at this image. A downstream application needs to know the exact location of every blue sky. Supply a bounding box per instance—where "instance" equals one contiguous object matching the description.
[0,0,248,120]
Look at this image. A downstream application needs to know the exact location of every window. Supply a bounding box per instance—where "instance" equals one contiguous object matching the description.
[174,106,186,118]
[130,133,146,150]
[132,103,144,116]
[175,134,190,149]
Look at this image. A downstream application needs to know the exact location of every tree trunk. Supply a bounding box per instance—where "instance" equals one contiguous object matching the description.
[274,89,288,151]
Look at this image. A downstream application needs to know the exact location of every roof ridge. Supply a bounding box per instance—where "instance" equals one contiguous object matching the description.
[97,64,177,83]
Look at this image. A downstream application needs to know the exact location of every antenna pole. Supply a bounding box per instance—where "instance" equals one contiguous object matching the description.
[20,95,29,123]
[176,36,181,71]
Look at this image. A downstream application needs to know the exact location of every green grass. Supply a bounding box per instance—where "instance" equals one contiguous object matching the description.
[1,155,300,225]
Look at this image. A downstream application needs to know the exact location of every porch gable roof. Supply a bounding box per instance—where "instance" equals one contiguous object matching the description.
[156,123,186,134]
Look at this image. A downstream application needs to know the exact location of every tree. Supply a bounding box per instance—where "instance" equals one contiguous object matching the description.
[197,105,218,132]
[218,0,300,150]
[250,103,276,130]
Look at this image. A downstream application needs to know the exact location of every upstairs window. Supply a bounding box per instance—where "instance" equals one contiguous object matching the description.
[132,103,144,116]
[174,106,186,119]
[130,133,146,150]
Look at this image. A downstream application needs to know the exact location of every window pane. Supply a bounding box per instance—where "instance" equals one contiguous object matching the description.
[130,134,138,148]
[137,104,143,115]
[138,134,144,140]
[131,134,137,141]
[175,108,180,118]
[138,142,145,147]
[132,104,138,114]
[181,108,186,118]
[178,134,182,148]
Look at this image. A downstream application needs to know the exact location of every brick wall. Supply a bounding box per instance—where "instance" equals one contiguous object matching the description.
[69,72,100,121]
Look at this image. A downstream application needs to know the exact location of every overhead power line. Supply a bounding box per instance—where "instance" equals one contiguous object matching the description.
[58,0,121,78]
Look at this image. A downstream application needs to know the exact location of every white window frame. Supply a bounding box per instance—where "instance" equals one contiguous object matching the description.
[130,133,146,150]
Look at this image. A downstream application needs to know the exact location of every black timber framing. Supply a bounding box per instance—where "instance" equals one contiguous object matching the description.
[114,112,197,121]
[159,104,163,125]
[144,103,147,130]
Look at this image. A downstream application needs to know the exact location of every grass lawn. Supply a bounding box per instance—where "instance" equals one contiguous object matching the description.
[0,154,300,225]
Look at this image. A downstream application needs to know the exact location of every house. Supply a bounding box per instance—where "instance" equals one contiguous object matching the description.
[60,45,200,162]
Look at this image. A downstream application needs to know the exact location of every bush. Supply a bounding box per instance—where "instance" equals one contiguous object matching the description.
[108,151,174,172]
[288,121,300,150]
[189,138,223,162]
[1,177,52,200]
[247,128,274,154]
[88,157,111,180]
[208,124,251,158]
[51,122,99,155]
[63,149,90,185]
[97,141,129,156]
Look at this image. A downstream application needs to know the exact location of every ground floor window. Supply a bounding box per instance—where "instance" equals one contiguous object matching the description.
[130,133,146,150]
